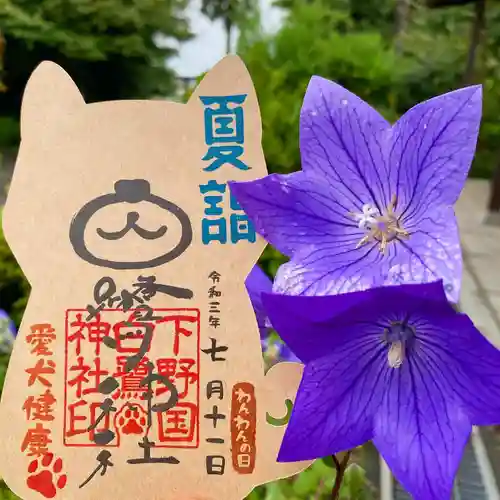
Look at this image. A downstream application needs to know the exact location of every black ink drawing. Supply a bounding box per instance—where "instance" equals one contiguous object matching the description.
[70,179,192,269]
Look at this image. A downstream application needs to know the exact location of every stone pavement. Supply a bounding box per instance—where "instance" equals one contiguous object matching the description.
[456,179,500,348]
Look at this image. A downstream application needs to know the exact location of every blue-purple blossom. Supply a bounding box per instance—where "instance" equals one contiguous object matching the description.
[230,78,482,303]
[0,309,16,354]
[245,265,299,363]
[261,281,500,500]
[245,264,273,340]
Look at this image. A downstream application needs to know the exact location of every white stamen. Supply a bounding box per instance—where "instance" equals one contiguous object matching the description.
[388,341,405,368]
[351,204,379,229]
[350,195,410,254]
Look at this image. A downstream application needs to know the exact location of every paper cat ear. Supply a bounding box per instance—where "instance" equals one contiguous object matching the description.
[188,55,267,269]
[21,61,84,140]
[188,55,262,142]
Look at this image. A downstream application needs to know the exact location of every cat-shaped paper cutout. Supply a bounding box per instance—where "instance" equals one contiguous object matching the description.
[0,55,311,500]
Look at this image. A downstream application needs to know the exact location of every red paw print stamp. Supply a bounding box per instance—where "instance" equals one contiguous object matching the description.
[116,404,148,436]
[27,453,67,499]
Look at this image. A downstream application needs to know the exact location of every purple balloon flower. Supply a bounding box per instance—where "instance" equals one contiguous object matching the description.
[245,265,299,363]
[230,78,482,303]
[245,264,273,340]
[261,281,500,500]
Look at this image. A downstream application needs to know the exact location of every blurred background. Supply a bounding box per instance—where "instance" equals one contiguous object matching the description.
[0,0,500,498]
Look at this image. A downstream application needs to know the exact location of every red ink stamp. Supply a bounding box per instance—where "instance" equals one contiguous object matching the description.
[27,453,67,499]
[64,308,200,449]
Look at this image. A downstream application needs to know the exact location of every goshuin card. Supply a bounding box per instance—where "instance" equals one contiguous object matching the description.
[0,56,310,500]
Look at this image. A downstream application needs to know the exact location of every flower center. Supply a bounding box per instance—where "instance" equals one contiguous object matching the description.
[350,194,409,253]
[383,321,415,369]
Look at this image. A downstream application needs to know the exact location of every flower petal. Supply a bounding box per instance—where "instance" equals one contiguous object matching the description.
[300,76,392,211]
[390,85,481,223]
[261,290,374,362]
[374,351,472,500]
[272,241,391,296]
[278,343,300,363]
[385,206,462,302]
[229,172,363,257]
[435,314,500,426]
[278,336,389,462]
[245,265,273,337]
[394,279,450,304]
[263,282,451,363]
[231,170,395,296]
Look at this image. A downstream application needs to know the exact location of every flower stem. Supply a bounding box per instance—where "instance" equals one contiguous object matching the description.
[331,451,351,500]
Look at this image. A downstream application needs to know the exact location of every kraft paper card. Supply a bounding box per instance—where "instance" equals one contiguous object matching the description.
[0,55,310,500]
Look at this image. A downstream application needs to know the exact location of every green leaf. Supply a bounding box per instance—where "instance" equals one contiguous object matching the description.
[292,465,323,496]
[263,481,284,500]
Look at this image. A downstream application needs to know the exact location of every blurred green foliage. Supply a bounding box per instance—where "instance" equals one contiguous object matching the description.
[237,0,499,179]
[246,459,374,500]
[238,3,401,175]
[0,209,29,327]
[0,0,191,146]
[0,483,18,500]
